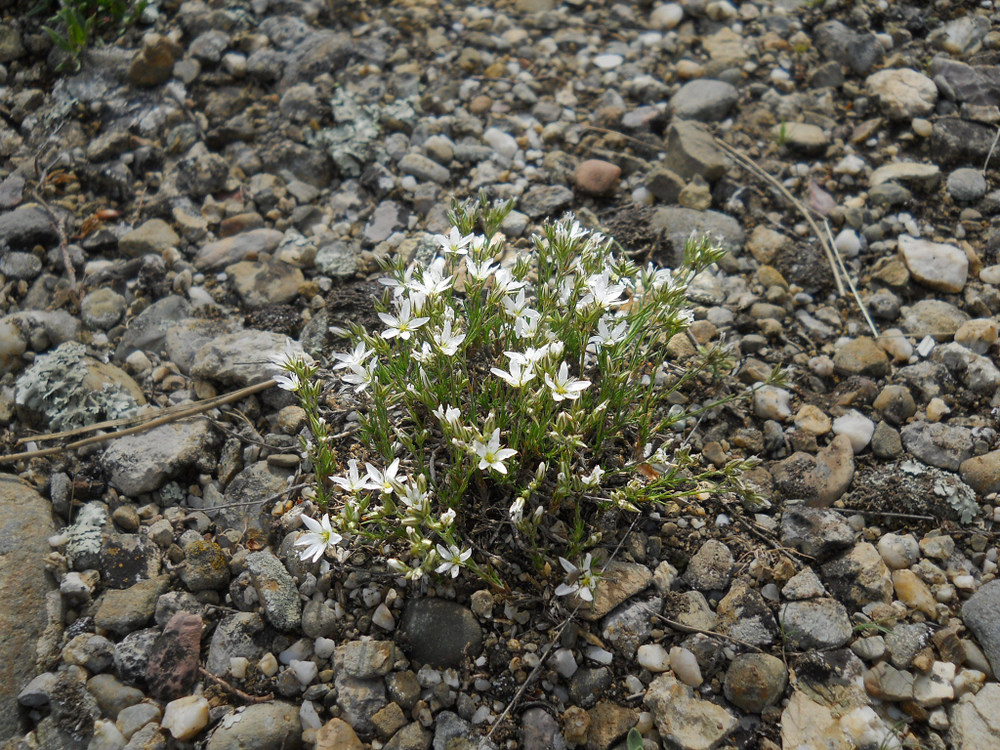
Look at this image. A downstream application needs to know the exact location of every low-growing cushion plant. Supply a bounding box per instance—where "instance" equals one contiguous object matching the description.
[273,195,777,598]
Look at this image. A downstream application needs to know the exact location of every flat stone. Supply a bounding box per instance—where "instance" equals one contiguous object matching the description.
[586,702,637,750]
[0,477,57,738]
[575,561,652,621]
[206,612,267,676]
[814,20,884,76]
[931,57,1000,106]
[962,580,1000,676]
[898,235,968,293]
[833,337,889,378]
[227,258,305,308]
[94,576,170,635]
[779,599,852,650]
[246,551,302,631]
[901,421,974,471]
[780,505,855,559]
[866,68,938,119]
[870,162,941,192]
[781,691,849,750]
[683,540,733,591]
[775,122,827,155]
[194,228,285,271]
[771,435,855,507]
[190,330,306,387]
[397,599,482,668]
[949,682,1000,749]
[644,673,735,750]
[670,79,738,122]
[649,206,744,259]
[900,299,970,342]
[119,219,179,257]
[663,121,729,181]
[146,612,202,701]
[205,701,302,750]
[101,418,215,496]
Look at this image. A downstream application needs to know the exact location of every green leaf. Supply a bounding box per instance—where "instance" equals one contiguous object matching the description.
[627,728,644,750]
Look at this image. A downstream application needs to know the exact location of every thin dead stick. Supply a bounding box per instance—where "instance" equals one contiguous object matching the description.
[653,611,765,653]
[200,483,308,513]
[30,189,78,295]
[984,124,1000,175]
[823,219,880,338]
[18,379,277,445]
[713,138,846,296]
[198,667,274,703]
[826,507,937,522]
[1,379,278,464]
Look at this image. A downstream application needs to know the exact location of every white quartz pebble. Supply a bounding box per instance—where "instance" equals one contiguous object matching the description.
[161,695,210,741]
[637,644,671,672]
[669,646,703,686]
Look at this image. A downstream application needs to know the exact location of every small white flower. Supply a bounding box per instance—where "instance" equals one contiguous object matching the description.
[267,338,308,371]
[332,341,375,371]
[440,508,456,527]
[434,227,474,256]
[509,496,525,524]
[409,257,453,298]
[331,459,378,493]
[465,256,497,281]
[494,267,526,295]
[578,270,626,310]
[580,465,605,487]
[502,289,531,318]
[294,514,343,563]
[491,354,536,388]
[545,362,590,402]
[472,429,517,474]
[513,309,541,339]
[587,316,628,353]
[379,299,430,340]
[366,458,402,494]
[433,404,462,427]
[398,481,429,511]
[379,266,416,298]
[554,553,597,602]
[435,544,471,578]
[273,371,302,392]
[433,318,466,356]
[341,360,376,393]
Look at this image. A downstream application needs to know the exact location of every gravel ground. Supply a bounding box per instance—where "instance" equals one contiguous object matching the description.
[1,0,1000,749]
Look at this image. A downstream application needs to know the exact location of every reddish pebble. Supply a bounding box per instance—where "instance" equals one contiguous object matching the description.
[575,159,622,196]
[146,612,203,701]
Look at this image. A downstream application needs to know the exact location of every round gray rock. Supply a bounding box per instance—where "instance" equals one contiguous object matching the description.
[397,599,482,669]
[946,168,988,202]
[206,701,302,749]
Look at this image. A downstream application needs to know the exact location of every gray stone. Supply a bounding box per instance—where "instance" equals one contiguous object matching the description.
[931,57,1000,106]
[885,623,931,669]
[649,206,743,259]
[364,200,408,244]
[398,599,482,669]
[95,576,170,635]
[81,288,126,330]
[771,435,855,507]
[432,711,473,750]
[715,579,778,646]
[663,590,717,632]
[227,258,305,308]
[683,539,733,591]
[0,204,58,249]
[947,168,988,202]
[932,118,996,167]
[164,318,243,375]
[114,295,191,361]
[101,418,215,495]
[813,20,884,76]
[206,612,267,676]
[246,550,302,631]
[302,600,337,639]
[663,121,729,181]
[86,673,143,720]
[901,421,974,471]
[0,251,42,280]
[181,540,230,592]
[900,299,970,342]
[205,701,302,749]
[670,79,738,122]
[398,152,450,184]
[897,235,968,293]
[337,640,398,679]
[212,461,294,534]
[314,240,359,278]
[520,184,574,219]
[601,597,662,658]
[933,15,991,57]
[114,628,159,685]
[779,599,852,650]
[190,330,306,387]
[568,667,612,708]
[820,543,893,612]
[962,580,1000,676]
[194,229,285,271]
[0,476,57,739]
[870,162,940,192]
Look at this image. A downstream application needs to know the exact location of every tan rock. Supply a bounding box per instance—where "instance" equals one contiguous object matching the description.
[315,718,363,750]
[960,450,1000,495]
[794,404,831,436]
[892,569,938,617]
